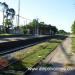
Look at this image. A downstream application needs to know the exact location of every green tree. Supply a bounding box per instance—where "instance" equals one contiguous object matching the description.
[39,22,45,34]
[71,21,75,34]
[21,26,27,34]
[0,2,8,32]
[51,26,58,35]
[27,19,39,35]
[6,8,15,20]
[58,30,67,35]
[4,19,12,33]
[26,19,58,35]
[5,8,15,33]
[0,2,15,33]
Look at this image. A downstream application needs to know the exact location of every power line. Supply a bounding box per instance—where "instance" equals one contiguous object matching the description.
[0,9,37,25]
[15,15,32,21]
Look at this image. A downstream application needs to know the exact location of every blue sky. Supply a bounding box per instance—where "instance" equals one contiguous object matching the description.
[0,0,75,32]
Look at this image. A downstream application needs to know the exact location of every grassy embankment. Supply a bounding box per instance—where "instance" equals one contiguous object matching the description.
[8,39,62,69]
[71,35,75,53]
[0,38,63,75]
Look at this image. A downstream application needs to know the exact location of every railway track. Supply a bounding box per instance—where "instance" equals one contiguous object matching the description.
[0,35,67,74]
[0,41,52,74]
[0,35,67,55]
[0,35,52,55]
[0,36,52,70]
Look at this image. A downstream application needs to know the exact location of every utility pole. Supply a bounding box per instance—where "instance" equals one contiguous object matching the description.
[37,18,39,35]
[36,18,39,36]
[17,0,20,26]
[17,0,20,34]
[3,10,5,32]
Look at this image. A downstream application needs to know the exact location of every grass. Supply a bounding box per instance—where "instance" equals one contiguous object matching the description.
[0,33,30,37]
[22,43,58,67]
[71,35,75,53]
[9,39,62,68]
[0,39,63,75]
[0,34,15,36]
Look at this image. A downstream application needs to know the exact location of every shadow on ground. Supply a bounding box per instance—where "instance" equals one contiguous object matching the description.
[42,62,63,68]
[60,44,73,63]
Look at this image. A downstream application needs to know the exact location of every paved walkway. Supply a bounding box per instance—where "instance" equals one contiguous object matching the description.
[43,37,73,64]
[29,37,75,75]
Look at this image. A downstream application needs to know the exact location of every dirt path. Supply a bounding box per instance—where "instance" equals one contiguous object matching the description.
[29,37,75,75]
[43,37,73,65]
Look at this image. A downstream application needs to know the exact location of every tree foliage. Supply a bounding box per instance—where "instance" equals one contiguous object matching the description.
[21,19,58,35]
[71,21,75,34]
[0,2,8,11]
[21,26,27,34]
[58,30,67,35]
[0,2,15,33]
[4,19,12,33]
[6,8,15,20]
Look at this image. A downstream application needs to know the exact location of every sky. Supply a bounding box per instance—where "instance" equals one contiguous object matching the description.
[0,0,75,32]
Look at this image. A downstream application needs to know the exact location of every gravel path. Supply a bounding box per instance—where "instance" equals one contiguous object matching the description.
[29,37,75,75]
[43,37,72,64]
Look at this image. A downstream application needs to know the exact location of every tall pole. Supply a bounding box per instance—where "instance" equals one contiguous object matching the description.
[17,0,20,26]
[36,18,39,36]
[37,18,39,35]
[3,10,5,32]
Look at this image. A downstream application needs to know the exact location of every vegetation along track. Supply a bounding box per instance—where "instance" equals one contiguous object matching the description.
[0,35,67,74]
[0,35,67,55]
[0,35,52,55]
